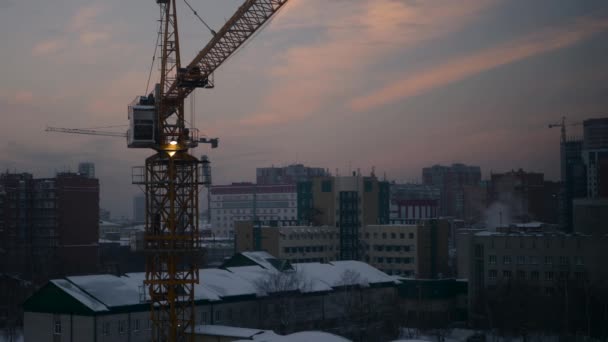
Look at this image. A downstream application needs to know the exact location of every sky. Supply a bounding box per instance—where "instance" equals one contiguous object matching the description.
[1,0,607,218]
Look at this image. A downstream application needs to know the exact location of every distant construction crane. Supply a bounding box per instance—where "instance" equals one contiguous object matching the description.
[548,116,582,143]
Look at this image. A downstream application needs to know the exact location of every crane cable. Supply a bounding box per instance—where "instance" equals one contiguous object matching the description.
[145,12,163,95]
[183,0,217,36]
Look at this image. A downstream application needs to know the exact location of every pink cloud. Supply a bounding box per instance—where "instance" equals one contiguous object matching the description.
[350,16,608,112]
[241,0,494,128]
[32,39,66,56]
[69,4,104,32]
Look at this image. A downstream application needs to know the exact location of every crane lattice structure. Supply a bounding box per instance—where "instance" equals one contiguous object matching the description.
[131,1,290,341]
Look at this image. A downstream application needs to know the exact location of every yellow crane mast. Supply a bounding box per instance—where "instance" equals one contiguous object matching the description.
[128,1,290,341]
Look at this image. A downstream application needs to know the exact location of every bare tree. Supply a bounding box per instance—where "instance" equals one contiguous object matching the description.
[254,266,310,334]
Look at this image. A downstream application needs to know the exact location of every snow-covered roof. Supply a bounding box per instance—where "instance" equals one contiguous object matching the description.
[240,251,279,270]
[67,275,142,307]
[39,261,395,312]
[50,279,109,312]
[236,330,351,342]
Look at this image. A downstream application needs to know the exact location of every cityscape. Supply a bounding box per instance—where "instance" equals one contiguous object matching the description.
[1,1,608,342]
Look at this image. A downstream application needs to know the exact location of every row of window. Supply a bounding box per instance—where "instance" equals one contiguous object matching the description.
[488,255,584,266]
[365,232,415,240]
[487,237,583,250]
[214,208,296,215]
[54,317,150,336]
[284,246,333,253]
[375,256,414,264]
[372,245,414,252]
[488,269,587,281]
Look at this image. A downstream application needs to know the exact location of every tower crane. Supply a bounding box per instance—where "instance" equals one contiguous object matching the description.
[548,116,582,143]
[127,1,290,341]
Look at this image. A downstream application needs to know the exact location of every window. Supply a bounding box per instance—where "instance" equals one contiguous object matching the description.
[559,256,569,265]
[574,256,584,266]
[531,271,539,280]
[321,180,332,192]
[529,256,539,265]
[503,256,512,265]
[517,270,526,280]
[400,233,405,239]
[488,270,497,280]
[377,257,384,263]
[118,320,126,334]
[102,321,110,336]
[133,319,140,332]
[215,310,222,322]
[544,256,553,265]
[488,255,497,264]
[409,233,414,239]
[545,271,554,281]
[53,316,61,335]
[516,256,526,265]
[503,270,512,279]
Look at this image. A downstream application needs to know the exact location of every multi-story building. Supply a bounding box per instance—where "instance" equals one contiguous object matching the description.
[297,174,390,260]
[0,171,99,283]
[422,164,481,218]
[582,117,608,198]
[78,162,95,179]
[389,183,440,223]
[560,138,587,232]
[256,164,328,185]
[235,219,449,278]
[488,169,559,224]
[457,226,608,328]
[210,183,297,238]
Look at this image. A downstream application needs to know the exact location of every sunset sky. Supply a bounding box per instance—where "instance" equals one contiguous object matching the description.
[1,0,607,218]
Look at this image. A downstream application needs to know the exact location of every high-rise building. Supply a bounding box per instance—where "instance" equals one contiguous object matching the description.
[560,139,587,232]
[209,183,297,238]
[582,118,608,198]
[422,164,482,218]
[256,164,328,185]
[78,162,95,179]
[297,174,390,260]
[132,194,145,223]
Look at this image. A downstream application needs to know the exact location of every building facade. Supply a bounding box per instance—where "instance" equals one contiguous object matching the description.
[0,171,99,284]
[256,164,328,185]
[210,183,297,238]
[582,117,608,198]
[235,219,449,278]
[422,164,481,218]
[390,183,440,223]
[457,229,608,329]
[297,174,390,260]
